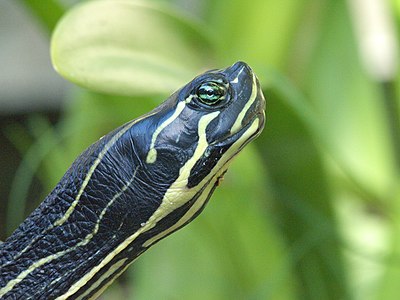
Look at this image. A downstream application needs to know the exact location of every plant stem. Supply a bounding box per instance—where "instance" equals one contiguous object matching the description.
[381,80,400,172]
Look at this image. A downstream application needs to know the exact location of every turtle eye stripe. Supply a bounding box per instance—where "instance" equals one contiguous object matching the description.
[146,98,190,164]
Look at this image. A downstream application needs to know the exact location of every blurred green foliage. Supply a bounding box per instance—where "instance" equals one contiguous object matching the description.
[6,0,400,299]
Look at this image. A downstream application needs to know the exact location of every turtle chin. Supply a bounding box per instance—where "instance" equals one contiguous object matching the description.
[211,114,263,151]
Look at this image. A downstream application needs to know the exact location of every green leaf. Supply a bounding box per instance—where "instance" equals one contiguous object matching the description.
[204,0,307,68]
[20,0,65,33]
[258,83,351,299]
[376,186,400,300]
[51,0,215,96]
[305,2,397,200]
[5,116,68,234]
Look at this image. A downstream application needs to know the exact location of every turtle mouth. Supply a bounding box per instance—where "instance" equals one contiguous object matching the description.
[211,110,264,149]
[186,111,264,189]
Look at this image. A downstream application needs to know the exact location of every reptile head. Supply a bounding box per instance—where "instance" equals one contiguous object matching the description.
[139,61,265,179]
[130,61,266,242]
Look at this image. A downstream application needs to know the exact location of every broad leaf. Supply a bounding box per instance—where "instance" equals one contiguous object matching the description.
[51,0,215,96]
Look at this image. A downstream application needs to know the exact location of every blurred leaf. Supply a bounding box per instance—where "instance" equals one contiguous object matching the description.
[6,117,65,234]
[51,0,215,96]
[376,185,400,300]
[260,68,382,208]
[305,0,397,200]
[5,123,34,156]
[258,84,350,299]
[20,0,65,33]
[204,0,307,68]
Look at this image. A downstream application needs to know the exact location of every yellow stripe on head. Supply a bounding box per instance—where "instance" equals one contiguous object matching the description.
[230,72,258,134]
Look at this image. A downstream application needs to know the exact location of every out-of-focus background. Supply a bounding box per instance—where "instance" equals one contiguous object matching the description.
[1,0,399,299]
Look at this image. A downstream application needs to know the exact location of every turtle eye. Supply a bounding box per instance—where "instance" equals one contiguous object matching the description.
[196,81,227,105]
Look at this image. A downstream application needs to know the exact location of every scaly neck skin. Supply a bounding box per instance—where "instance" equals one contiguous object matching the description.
[0,127,164,299]
[0,119,222,299]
